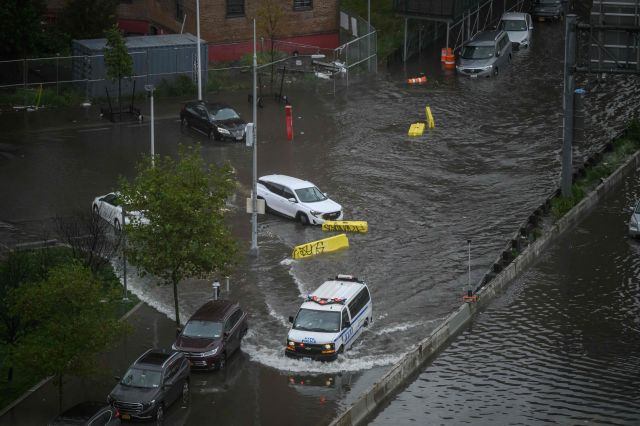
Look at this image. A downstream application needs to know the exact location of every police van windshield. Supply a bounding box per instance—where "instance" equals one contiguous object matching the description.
[293,309,341,333]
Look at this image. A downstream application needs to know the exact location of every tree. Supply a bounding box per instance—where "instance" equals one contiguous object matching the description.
[0,0,46,59]
[55,209,121,273]
[257,0,285,86]
[58,0,119,40]
[104,25,133,116]
[118,146,238,328]
[10,262,128,411]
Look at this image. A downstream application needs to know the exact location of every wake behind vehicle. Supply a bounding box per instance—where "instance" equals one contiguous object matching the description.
[49,401,120,425]
[172,299,248,370]
[456,29,512,78]
[108,349,190,422]
[500,12,533,49]
[180,100,246,141]
[285,275,372,361]
[257,174,342,225]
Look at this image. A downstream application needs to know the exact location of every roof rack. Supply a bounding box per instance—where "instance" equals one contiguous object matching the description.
[306,295,345,305]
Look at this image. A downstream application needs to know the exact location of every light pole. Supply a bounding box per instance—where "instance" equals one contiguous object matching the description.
[196,0,202,100]
[144,84,155,166]
[250,19,258,255]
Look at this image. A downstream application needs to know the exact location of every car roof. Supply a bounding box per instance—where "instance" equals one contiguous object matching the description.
[468,30,505,46]
[259,174,316,190]
[135,349,178,370]
[501,12,529,20]
[300,277,367,312]
[189,299,237,321]
[186,100,232,111]
[55,401,107,421]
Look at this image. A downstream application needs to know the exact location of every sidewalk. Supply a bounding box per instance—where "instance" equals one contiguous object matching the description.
[0,303,176,425]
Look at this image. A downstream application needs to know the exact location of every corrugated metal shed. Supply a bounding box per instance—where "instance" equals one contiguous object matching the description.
[72,33,208,97]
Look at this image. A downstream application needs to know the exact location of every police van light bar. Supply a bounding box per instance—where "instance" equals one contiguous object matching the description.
[335,274,359,282]
[307,295,345,305]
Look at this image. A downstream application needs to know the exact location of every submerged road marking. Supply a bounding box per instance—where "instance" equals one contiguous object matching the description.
[77,127,110,133]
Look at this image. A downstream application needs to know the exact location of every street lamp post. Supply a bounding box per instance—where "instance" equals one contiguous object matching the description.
[144,84,155,166]
[196,0,202,100]
[250,19,258,255]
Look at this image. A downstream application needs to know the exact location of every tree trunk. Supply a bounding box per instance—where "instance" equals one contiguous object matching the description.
[172,276,181,329]
[117,76,122,121]
[57,376,63,413]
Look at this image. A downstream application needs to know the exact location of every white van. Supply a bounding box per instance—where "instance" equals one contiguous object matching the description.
[285,275,373,361]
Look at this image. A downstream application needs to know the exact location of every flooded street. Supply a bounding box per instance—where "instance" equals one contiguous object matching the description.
[370,167,640,426]
[1,18,639,425]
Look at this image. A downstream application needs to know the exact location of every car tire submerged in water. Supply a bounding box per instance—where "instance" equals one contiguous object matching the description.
[92,205,99,215]
[181,380,190,405]
[155,403,164,425]
[298,213,310,226]
[181,117,188,127]
[218,353,226,370]
[113,218,121,233]
[493,66,499,77]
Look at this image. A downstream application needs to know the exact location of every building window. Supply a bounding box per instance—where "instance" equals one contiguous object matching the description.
[176,0,185,20]
[293,0,312,11]
[227,0,245,17]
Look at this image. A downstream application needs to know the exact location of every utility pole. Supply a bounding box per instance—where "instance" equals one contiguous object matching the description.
[196,0,202,100]
[121,209,128,302]
[145,84,155,166]
[561,14,577,197]
[250,19,258,256]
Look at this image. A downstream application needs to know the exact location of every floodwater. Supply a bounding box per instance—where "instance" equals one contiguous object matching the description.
[1,19,639,425]
[370,165,640,426]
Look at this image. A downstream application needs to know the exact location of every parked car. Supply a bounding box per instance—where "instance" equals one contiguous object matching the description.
[49,402,120,426]
[457,29,513,78]
[172,299,248,370]
[92,192,148,231]
[257,174,343,225]
[533,0,565,21]
[180,101,246,141]
[108,349,190,422]
[628,200,640,237]
[500,12,534,49]
[285,274,372,361]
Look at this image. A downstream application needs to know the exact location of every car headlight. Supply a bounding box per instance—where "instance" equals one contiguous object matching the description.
[143,399,156,409]
[323,343,334,350]
[310,210,322,217]
[202,347,218,356]
[288,341,295,347]
[217,127,231,135]
[480,65,494,70]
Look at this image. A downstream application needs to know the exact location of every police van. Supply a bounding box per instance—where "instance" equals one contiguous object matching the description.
[285,275,372,361]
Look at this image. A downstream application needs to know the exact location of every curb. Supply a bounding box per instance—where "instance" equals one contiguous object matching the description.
[0,300,144,418]
[329,146,640,426]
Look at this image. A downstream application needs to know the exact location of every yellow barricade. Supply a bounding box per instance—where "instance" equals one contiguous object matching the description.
[322,220,368,233]
[408,122,425,137]
[292,234,349,260]
[425,106,435,129]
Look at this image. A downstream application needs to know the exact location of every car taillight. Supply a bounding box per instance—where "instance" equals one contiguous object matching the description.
[114,408,120,419]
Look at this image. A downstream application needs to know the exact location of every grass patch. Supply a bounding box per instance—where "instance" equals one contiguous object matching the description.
[0,87,85,108]
[0,246,137,410]
[551,121,640,219]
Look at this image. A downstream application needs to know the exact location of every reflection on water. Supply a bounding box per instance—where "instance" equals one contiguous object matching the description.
[371,171,640,425]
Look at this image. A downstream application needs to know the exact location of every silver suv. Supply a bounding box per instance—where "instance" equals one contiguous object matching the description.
[457,30,513,78]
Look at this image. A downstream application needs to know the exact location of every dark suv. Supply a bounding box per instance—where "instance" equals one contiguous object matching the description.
[108,349,190,423]
[172,300,248,370]
[533,0,565,21]
[180,101,246,141]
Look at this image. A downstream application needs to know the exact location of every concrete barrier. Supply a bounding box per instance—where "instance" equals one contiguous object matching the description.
[330,147,640,426]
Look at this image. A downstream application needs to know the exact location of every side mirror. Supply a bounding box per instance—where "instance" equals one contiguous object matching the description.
[223,331,230,340]
[495,51,501,57]
[176,327,182,338]
[288,316,294,323]
[288,198,297,203]
[344,321,351,328]
[114,376,121,382]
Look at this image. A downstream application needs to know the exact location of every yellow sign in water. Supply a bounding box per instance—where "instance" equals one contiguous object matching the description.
[322,220,368,233]
[292,234,349,260]
[408,122,425,137]
[425,106,435,128]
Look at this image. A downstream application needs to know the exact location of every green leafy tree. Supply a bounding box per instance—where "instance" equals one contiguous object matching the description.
[104,25,133,115]
[118,146,238,328]
[0,0,45,59]
[10,261,128,411]
[257,0,285,86]
[58,0,119,40]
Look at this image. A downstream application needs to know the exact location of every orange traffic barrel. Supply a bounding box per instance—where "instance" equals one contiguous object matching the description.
[441,47,453,63]
[444,52,456,69]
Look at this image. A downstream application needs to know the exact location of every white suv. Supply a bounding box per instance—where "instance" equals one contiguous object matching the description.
[257,175,342,225]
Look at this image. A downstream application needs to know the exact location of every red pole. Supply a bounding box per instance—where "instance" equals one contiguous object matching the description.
[285,105,293,141]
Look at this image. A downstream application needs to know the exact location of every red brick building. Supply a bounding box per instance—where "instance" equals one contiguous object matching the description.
[48,1,340,63]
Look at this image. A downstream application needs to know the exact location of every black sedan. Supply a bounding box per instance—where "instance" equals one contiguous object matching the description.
[180,101,246,141]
